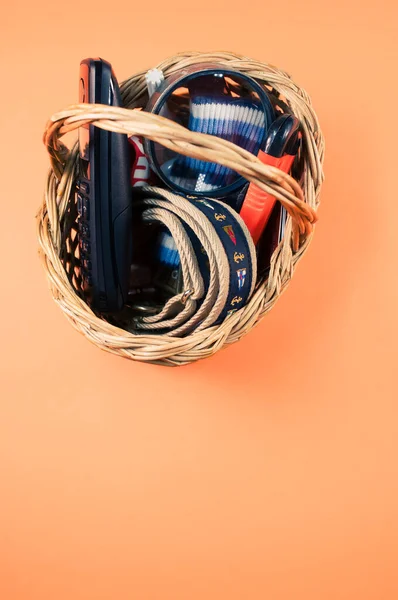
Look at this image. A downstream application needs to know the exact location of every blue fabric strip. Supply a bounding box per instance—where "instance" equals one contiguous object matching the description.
[188,197,254,323]
[171,96,266,191]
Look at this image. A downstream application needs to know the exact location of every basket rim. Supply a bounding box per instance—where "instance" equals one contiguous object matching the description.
[37,51,325,366]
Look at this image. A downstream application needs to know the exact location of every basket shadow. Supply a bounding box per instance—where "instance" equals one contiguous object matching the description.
[179,112,378,402]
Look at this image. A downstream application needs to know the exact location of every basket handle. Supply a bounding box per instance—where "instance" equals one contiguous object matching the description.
[43,103,316,251]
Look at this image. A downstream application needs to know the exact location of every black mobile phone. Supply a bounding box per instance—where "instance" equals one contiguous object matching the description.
[77,57,132,313]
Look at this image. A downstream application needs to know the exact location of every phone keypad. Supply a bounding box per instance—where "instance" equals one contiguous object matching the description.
[79,181,90,195]
[77,178,92,286]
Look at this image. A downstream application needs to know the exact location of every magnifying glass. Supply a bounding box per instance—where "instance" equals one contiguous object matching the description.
[145,63,275,198]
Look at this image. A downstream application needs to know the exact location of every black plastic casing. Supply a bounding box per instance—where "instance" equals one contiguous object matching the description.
[263,113,300,158]
[78,58,132,313]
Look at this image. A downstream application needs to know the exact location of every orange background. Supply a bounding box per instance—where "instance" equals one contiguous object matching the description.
[1,1,398,598]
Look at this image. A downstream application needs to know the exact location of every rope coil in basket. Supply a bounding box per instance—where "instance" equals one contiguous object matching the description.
[37,51,324,366]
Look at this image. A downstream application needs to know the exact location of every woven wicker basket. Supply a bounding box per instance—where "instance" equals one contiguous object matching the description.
[37,51,324,366]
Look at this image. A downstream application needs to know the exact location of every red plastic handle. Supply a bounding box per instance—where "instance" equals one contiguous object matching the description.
[240,151,296,245]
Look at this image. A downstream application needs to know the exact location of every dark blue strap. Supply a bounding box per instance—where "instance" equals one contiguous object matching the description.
[188,197,254,322]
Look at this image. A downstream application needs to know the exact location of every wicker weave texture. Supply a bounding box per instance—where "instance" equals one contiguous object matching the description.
[37,51,324,366]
